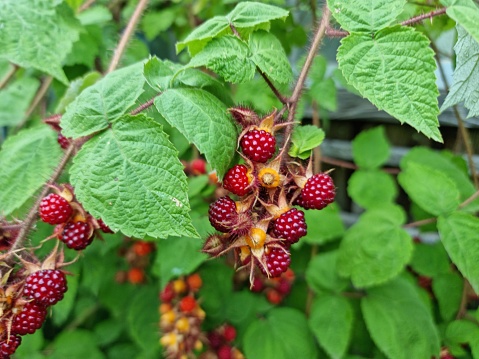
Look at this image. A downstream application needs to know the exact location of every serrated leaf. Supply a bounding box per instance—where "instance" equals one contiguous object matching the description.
[0,76,40,127]
[0,1,80,84]
[410,242,451,277]
[398,162,460,216]
[227,2,289,29]
[348,170,397,209]
[62,62,145,138]
[441,0,479,44]
[432,272,463,321]
[438,211,479,293]
[306,251,349,293]
[288,125,325,159]
[327,0,406,32]
[441,25,479,118]
[55,72,102,113]
[0,126,62,215]
[243,308,317,359]
[362,277,440,359]
[249,31,292,84]
[338,209,413,288]
[69,114,197,239]
[143,57,175,91]
[64,25,102,68]
[302,203,345,245]
[154,88,237,178]
[352,126,390,169]
[309,295,354,359]
[338,26,442,142]
[141,8,176,41]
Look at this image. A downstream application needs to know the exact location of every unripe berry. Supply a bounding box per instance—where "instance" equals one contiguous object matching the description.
[245,228,266,250]
[186,273,202,292]
[175,317,190,333]
[132,241,154,256]
[127,268,145,284]
[266,288,283,305]
[179,296,197,313]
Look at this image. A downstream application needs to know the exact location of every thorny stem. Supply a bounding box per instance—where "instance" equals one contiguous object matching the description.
[130,93,162,115]
[0,64,18,91]
[106,0,149,74]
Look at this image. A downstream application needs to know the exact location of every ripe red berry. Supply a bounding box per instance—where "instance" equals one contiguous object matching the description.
[97,218,113,233]
[208,196,237,232]
[59,221,94,250]
[251,277,264,292]
[24,269,67,306]
[132,241,154,256]
[272,208,307,244]
[39,193,73,225]
[260,247,291,278]
[0,334,21,358]
[127,268,145,284]
[266,288,283,305]
[179,296,196,313]
[217,345,233,359]
[276,279,292,295]
[296,173,335,210]
[159,283,175,303]
[12,302,47,335]
[223,165,252,196]
[240,129,276,163]
[223,324,237,342]
[57,133,71,149]
[207,331,223,350]
[191,158,207,175]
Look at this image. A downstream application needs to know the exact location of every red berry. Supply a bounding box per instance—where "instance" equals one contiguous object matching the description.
[186,273,203,291]
[272,208,307,244]
[12,302,47,335]
[159,283,175,303]
[24,269,67,306]
[251,277,264,292]
[132,241,154,256]
[0,335,21,358]
[296,173,335,210]
[191,158,207,175]
[57,133,71,149]
[208,196,237,232]
[39,193,73,225]
[127,268,145,284]
[276,279,292,295]
[59,221,94,250]
[179,296,196,313]
[260,247,291,278]
[240,129,276,163]
[223,324,237,342]
[97,218,113,233]
[217,345,233,359]
[223,165,252,196]
[266,288,283,305]
[207,331,223,349]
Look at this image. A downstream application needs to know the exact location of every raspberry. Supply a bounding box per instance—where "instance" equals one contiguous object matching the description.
[179,296,196,313]
[272,208,307,244]
[186,273,202,291]
[208,196,237,232]
[59,221,94,250]
[276,279,292,295]
[191,158,207,175]
[260,247,291,278]
[57,133,71,149]
[240,129,276,163]
[127,268,145,284]
[266,288,283,305]
[217,345,233,359]
[251,277,264,292]
[39,193,73,225]
[0,335,21,358]
[296,173,335,210]
[23,269,67,306]
[223,165,252,196]
[97,218,113,233]
[132,241,154,256]
[159,283,175,303]
[223,324,237,342]
[12,302,47,335]
[207,331,223,349]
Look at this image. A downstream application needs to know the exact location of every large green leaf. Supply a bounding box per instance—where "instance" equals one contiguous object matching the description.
[438,211,479,293]
[338,26,442,142]
[348,170,397,209]
[409,242,451,277]
[352,126,390,169]
[50,330,105,359]
[302,203,345,245]
[154,88,237,178]
[327,0,406,32]
[306,251,349,294]
[441,25,479,118]
[432,272,463,321]
[361,277,440,359]
[441,0,479,44]
[61,62,145,138]
[446,320,479,358]
[176,17,231,55]
[69,114,197,239]
[0,76,40,127]
[309,295,354,359]
[0,126,62,215]
[55,72,102,114]
[127,286,159,352]
[0,0,80,84]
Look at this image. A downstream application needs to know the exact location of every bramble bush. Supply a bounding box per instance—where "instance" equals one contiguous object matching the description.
[1,0,479,358]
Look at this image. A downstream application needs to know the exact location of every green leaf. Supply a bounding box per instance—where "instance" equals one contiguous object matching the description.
[52,263,80,326]
[438,211,479,293]
[446,320,479,358]
[302,203,345,245]
[0,126,62,215]
[227,2,289,29]
[337,26,442,142]
[327,0,406,32]
[141,8,176,41]
[338,207,413,288]
[50,330,106,359]
[348,170,397,209]
[0,0,80,84]
[441,25,479,118]
[352,126,390,169]
[127,286,159,351]
[361,277,440,359]
[55,72,102,114]
[310,77,338,112]
[243,308,317,359]
[198,262,235,319]
[306,251,349,294]
[0,76,40,127]
[441,0,479,44]
[409,242,451,277]
[398,162,460,216]
[288,125,325,159]
[154,88,237,178]
[432,272,463,321]
[143,57,175,91]
[13,330,44,358]
[249,31,292,84]
[309,295,354,359]
[61,62,145,138]
[69,114,197,239]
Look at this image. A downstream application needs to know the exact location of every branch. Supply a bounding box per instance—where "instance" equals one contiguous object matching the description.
[403,217,436,228]
[106,0,149,74]
[130,93,162,115]
[459,189,479,209]
[0,64,18,90]
[79,0,97,12]
[321,156,400,174]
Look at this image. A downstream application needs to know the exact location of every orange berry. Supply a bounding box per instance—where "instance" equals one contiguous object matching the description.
[159,303,172,314]
[186,273,203,291]
[161,310,176,326]
[173,279,187,294]
[266,288,282,305]
[160,333,177,347]
[245,228,266,249]
[127,267,145,284]
[175,317,190,333]
[132,241,154,256]
[179,296,197,313]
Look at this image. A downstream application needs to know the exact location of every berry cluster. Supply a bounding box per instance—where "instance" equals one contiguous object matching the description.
[250,267,295,305]
[203,324,244,359]
[39,184,114,251]
[115,239,155,285]
[159,274,205,359]
[203,107,335,286]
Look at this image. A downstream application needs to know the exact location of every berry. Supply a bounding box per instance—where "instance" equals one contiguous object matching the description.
[260,247,291,278]
[217,345,233,359]
[186,273,202,292]
[97,218,113,233]
[207,331,223,349]
[208,196,237,232]
[240,129,276,163]
[179,296,196,313]
[127,268,145,284]
[272,208,307,244]
[223,324,237,342]
[12,302,47,335]
[39,193,73,225]
[251,277,264,292]
[0,335,21,358]
[296,173,335,210]
[57,133,71,149]
[59,221,94,250]
[223,165,252,196]
[276,279,292,295]
[160,283,175,303]
[191,158,207,175]
[132,241,154,256]
[266,288,283,305]
[23,269,67,306]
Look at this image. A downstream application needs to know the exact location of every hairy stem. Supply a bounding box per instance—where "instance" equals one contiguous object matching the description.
[130,93,162,115]
[403,217,437,228]
[0,64,18,91]
[106,0,149,74]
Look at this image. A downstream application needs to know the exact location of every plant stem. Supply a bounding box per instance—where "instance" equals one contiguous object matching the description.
[106,0,149,74]
[0,64,18,90]
[459,189,479,209]
[456,279,473,319]
[130,93,161,115]
[79,0,97,12]
[403,217,437,228]
[321,156,400,174]
[305,244,318,317]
